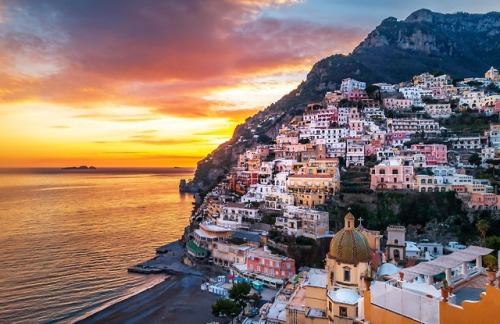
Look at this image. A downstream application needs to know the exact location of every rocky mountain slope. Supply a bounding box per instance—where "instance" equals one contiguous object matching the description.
[183,9,500,192]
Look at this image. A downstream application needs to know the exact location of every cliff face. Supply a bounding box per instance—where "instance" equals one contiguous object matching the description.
[186,9,500,192]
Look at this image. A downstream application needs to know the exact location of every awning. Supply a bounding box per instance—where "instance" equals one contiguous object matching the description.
[398,245,493,277]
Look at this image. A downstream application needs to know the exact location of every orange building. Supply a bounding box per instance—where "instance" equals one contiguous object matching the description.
[363,279,500,324]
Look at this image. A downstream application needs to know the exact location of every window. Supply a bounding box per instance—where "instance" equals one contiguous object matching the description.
[339,306,348,317]
[330,272,334,285]
[392,169,398,174]
[380,169,385,175]
[394,239,399,244]
[343,268,351,282]
[329,301,332,312]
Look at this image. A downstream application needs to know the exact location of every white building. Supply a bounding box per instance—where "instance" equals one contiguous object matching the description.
[424,103,451,119]
[386,225,406,261]
[373,82,396,93]
[264,192,294,210]
[340,78,366,93]
[490,129,500,148]
[218,203,261,229]
[326,142,346,158]
[399,87,432,102]
[417,240,444,258]
[485,66,499,80]
[405,241,421,259]
[386,118,440,134]
[275,206,330,239]
[363,106,385,119]
[346,138,365,167]
[300,127,348,145]
[240,183,275,203]
[481,147,496,163]
[451,136,482,150]
[383,98,414,110]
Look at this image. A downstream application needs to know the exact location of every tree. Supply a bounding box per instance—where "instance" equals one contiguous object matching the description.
[476,219,490,247]
[468,153,482,167]
[211,298,242,318]
[229,282,252,306]
[257,134,273,144]
[365,84,381,100]
[485,236,500,252]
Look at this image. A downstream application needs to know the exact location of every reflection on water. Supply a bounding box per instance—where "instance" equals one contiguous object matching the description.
[0,168,194,323]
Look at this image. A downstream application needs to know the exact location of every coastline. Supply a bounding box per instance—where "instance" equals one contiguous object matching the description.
[76,240,226,323]
[76,274,223,324]
[71,275,168,323]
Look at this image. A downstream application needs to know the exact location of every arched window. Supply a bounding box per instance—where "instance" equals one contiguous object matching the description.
[394,249,401,261]
[394,239,399,244]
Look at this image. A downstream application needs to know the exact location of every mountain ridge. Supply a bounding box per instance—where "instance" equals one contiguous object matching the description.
[183,8,500,193]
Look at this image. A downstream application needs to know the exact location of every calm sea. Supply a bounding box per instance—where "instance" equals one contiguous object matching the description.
[0,168,195,323]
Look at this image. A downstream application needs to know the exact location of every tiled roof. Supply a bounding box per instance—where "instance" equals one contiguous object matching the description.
[329,227,370,265]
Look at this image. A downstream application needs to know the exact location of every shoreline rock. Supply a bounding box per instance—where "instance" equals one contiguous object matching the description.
[127,240,202,277]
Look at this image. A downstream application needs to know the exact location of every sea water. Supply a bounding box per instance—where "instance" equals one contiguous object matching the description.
[0,168,194,323]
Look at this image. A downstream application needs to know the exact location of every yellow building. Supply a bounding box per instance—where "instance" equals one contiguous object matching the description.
[276,213,376,324]
[293,191,326,208]
[287,174,339,194]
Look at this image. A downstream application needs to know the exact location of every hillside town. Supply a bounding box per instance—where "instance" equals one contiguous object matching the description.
[183,67,500,323]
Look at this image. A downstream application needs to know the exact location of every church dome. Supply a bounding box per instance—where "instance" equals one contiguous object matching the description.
[329,212,371,265]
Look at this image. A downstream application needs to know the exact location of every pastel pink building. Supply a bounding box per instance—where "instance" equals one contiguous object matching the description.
[466,193,500,210]
[370,158,414,190]
[410,144,447,165]
[494,99,500,114]
[365,145,376,156]
[346,88,368,101]
[383,98,414,110]
[385,132,408,147]
[246,248,296,279]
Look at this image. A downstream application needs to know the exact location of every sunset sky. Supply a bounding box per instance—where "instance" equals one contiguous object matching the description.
[1,0,498,167]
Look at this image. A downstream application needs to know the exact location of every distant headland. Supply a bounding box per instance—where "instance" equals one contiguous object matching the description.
[61,165,97,170]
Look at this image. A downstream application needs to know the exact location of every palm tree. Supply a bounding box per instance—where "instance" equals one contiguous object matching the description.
[476,219,490,247]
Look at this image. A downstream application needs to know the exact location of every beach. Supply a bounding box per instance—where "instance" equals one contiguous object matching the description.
[77,240,228,323]
[78,274,224,324]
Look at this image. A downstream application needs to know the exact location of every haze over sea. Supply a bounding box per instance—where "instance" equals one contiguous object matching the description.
[0,168,194,323]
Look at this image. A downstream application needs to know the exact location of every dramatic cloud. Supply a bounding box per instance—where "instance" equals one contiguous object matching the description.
[0,0,366,108]
[1,0,497,167]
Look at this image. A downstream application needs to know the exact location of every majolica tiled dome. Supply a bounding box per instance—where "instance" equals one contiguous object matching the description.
[329,212,370,265]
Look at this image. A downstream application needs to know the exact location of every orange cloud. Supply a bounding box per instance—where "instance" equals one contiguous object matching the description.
[0,0,368,167]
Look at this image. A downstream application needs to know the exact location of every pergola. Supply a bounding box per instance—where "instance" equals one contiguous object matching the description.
[392,246,493,285]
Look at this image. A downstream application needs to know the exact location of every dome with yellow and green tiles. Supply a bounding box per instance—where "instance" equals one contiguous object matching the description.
[328,212,371,265]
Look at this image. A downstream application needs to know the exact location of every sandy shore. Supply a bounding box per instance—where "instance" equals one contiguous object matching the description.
[78,274,225,324]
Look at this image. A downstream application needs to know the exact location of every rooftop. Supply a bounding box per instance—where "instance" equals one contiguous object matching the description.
[303,268,327,288]
[327,288,360,305]
[200,223,234,233]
